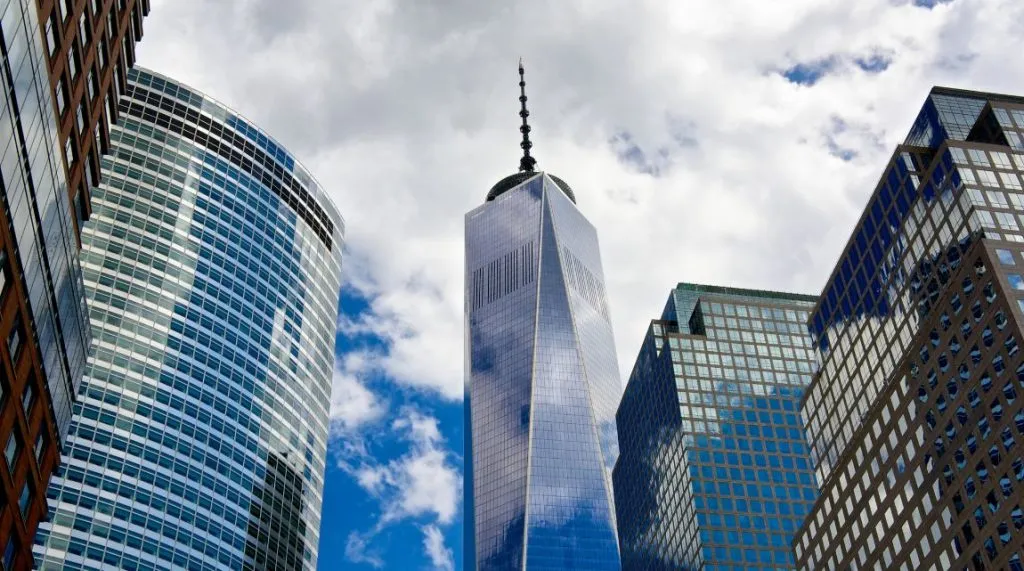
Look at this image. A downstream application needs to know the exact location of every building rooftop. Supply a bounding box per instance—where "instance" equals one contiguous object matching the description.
[674,282,818,304]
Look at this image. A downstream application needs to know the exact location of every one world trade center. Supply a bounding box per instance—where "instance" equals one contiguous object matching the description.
[463,62,624,571]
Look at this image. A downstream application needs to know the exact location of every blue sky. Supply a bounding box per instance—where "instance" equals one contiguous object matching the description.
[317,289,465,570]
[131,0,1024,568]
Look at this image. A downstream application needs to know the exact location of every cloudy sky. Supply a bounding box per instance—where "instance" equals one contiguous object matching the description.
[135,0,1024,568]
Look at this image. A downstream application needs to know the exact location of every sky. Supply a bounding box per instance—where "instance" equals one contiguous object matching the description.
[131,0,1024,569]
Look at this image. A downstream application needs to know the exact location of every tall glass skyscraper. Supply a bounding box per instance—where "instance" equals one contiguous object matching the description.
[795,88,1024,570]
[32,67,345,570]
[464,63,623,570]
[614,283,820,571]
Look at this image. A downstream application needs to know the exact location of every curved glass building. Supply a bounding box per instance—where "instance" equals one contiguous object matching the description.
[33,67,345,570]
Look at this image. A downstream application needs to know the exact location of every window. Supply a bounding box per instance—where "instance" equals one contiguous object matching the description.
[59,0,73,21]
[87,68,97,101]
[0,250,7,298]
[4,432,18,473]
[46,14,59,57]
[76,103,87,134]
[998,249,1016,265]
[113,62,124,98]
[105,93,115,125]
[78,13,90,44]
[54,81,67,117]
[66,138,78,168]
[1011,275,1024,290]
[94,123,105,156]
[34,432,46,465]
[2,538,14,571]
[67,46,79,80]
[22,382,34,418]
[98,37,107,69]
[75,182,86,228]
[6,318,22,362]
[18,481,31,518]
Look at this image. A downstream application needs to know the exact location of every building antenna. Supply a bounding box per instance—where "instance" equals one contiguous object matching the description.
[518,58,537,173]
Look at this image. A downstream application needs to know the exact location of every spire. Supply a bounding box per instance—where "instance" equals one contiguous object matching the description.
[518,58,536,173]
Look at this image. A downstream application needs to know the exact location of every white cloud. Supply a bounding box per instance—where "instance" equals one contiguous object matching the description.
[331,407,461,566]
[422,525,455,571]
[345,531,384,569]
[134,0,1024,565]
[350,409,461,525]
[137,0,1024,403]
[330,352,388,430]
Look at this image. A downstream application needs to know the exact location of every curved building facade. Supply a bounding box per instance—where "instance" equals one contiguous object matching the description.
[33,67,344,570]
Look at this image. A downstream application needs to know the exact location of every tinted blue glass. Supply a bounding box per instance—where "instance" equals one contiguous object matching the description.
[465,173,621,570]
[614,285,819,571]
[997,249,1017,266]
[33,68,344,571]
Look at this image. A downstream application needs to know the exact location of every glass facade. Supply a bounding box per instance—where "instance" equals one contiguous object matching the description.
[0,0,91,445]
[796,88,1024,570]
[32,67,345,570]
[0,0,93,566]
[465,172,622,570]
[614,284,819,571]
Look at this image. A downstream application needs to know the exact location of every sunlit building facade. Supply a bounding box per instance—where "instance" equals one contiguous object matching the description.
[464,62,623,571]
[614,283,819,571]
[795,87,1024,570]
[465,169,623,571]
[32,67,345,570]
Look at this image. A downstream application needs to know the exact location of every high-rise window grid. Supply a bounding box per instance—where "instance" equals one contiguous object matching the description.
[797,88,1024,571]
[615,285,821,571]
[38,0,150,236]
[32,67,345,571]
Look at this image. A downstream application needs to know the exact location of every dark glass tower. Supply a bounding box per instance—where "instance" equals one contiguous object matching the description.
[614,283,820,571]
[795,88,1024,570]
[464,63,623,570]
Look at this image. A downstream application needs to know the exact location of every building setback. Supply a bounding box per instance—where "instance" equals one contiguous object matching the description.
[614,283,820,571]
[33,67,345,570]
[464,63,623,570]
[0,0,148,566]
[795,88,1024,570]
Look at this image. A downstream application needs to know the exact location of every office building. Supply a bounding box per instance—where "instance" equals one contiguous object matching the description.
[794,88,1024,570]
[40,0,150,236]
[0,0,148,565]
[614,283,820,570]
[1,1,92,566]
[464,62,623,570]
[33,67,345,570]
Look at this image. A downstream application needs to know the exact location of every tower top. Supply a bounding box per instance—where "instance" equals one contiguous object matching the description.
[485,60,576,204]
[518,59,537,173]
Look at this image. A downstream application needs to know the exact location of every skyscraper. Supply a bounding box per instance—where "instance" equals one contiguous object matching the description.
[0,1,148,565]
[614,283,820,571]
[33,67,345,570]
[464,62,623,570]
[795,87,1024,570]
[39,0,150,236]
[1,1,91,566]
